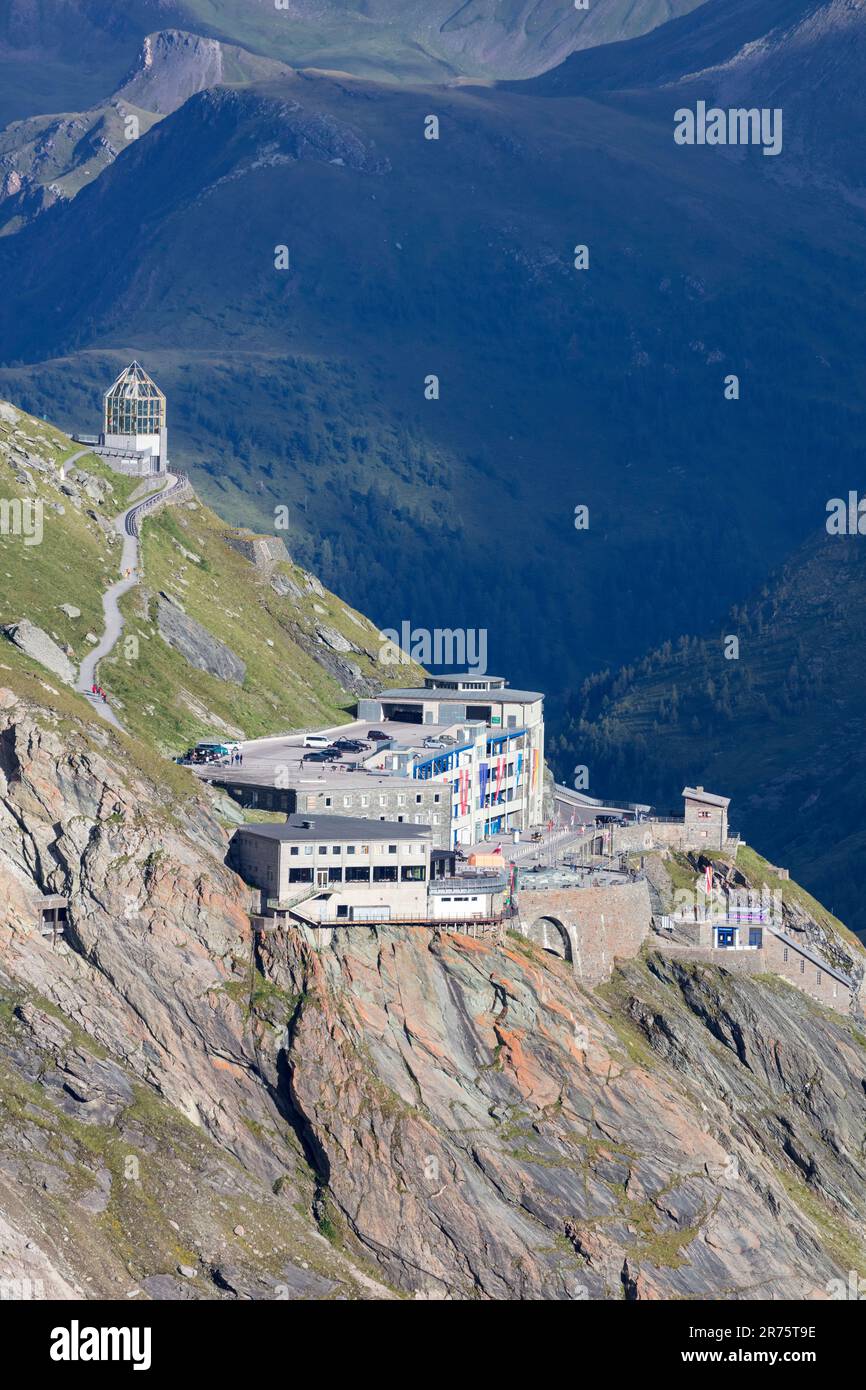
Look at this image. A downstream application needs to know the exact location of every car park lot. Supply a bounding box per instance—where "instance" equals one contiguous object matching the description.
[186,718,462,788]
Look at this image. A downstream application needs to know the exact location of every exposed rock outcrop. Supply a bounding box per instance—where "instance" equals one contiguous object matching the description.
[155,593,246,685]
[2,619,76,684]
[226,530,290,571]
[256,921,866,1299]
[0,693,385,1299]
[1,691,864,1299]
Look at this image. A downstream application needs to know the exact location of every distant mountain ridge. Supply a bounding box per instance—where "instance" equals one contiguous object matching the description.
[523,0,866,203]
[0,60,864,710]
[0,0,713,125]
[0,29,294,234]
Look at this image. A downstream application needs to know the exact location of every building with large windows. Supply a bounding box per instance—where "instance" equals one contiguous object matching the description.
[230,814,508,930]
[359,674,545,846]
[100,361,168,473]
[230,813,433,924]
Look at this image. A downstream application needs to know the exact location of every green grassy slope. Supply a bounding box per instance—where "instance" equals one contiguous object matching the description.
[0,397,418,758]
[106,492,418,752]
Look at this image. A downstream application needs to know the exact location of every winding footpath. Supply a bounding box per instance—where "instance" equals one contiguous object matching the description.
[76,472,182,728]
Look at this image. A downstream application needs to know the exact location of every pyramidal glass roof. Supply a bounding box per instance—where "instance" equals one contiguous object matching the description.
[104,361,165,403]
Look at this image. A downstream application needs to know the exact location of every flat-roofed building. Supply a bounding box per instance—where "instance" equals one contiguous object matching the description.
[230,813,432,923]
[358,674,545,847]
[212,770,451,846]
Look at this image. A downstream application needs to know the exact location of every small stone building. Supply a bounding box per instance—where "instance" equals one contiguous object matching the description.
[682,786,729,850]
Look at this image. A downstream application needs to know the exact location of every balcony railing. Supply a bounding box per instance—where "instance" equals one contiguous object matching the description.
[429,874,507,894]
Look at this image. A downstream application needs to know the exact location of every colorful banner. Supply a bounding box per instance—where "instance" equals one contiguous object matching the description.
[516,752,523,787]
[479,762,489,809]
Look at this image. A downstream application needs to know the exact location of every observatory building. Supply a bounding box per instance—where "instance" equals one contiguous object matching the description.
[99,361,168,473]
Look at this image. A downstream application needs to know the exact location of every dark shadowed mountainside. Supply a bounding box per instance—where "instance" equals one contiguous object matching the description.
[548,528,866,936]
[0,67,864,711]
[0,30,295,234]
[522,0,866,203]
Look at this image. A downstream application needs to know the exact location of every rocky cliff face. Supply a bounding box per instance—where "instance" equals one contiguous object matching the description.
[257,922,866,1298]
[1,690,864,1298]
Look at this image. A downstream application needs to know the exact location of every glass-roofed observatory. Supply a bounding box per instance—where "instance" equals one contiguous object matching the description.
[101,361,168,472]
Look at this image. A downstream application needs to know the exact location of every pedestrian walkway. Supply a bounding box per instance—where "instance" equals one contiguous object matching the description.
[75,472,182,729]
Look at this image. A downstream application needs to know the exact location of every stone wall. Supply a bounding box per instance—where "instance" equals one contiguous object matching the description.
[610,821,686,854]
[683,793,728,850]
[762,930,856,1012]
[217,777,451,848]
[517,879,652,986]
[654,931,858,1015]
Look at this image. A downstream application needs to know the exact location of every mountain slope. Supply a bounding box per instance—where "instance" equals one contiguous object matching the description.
[0,0,713,121]
[523,0,866,203]
[1,70,864,706]
[549,527,866,935]
[0,397,417,754]
[2,692,865,1297]
[0,30,294,234]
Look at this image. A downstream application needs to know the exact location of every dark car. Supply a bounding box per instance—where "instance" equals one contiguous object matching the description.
[368,730,390,741]
[305,748,342,762]
[334,738,366,752]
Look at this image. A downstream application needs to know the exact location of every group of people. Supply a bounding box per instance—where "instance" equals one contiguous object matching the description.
[229,749,244,766]
[90,683,108,705]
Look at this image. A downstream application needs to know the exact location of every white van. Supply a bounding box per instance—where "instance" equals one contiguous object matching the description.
[303,734,331,749]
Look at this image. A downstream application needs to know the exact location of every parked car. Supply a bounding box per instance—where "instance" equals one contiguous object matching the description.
[368,730,390,741]
[334,738,366,752]
[305,748,341,762]
[303,733,331,748]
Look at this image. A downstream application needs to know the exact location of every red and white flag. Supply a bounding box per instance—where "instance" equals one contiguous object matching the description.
[705,865,713,895]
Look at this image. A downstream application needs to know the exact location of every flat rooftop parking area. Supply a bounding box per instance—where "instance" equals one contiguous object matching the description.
[187,717,463,790]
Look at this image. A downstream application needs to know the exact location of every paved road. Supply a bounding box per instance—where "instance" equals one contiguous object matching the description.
[61,447,93,473]
[76,472,180,728]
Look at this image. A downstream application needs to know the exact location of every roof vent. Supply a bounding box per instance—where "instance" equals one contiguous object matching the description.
[299,819,314,829]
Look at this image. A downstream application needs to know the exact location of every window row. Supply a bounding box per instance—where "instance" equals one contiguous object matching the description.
[288,865,426,884]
